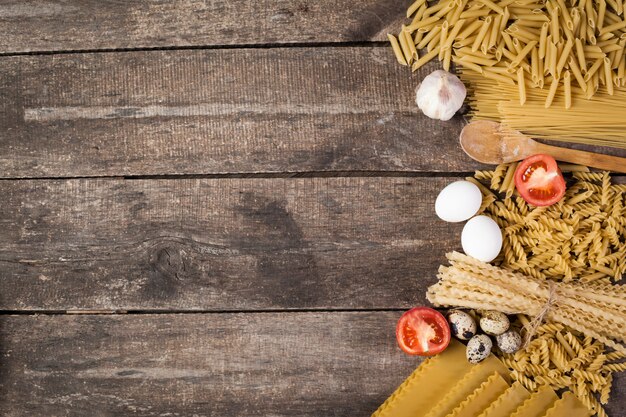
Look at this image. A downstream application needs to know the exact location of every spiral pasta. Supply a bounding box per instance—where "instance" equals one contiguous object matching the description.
[468,166,626,282]
[499,316,624,416]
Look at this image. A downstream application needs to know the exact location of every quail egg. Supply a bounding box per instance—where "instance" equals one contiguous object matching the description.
[479,311,510,336]
[496,330,522,354]
[466,334,493,364]
[447,310,477,341]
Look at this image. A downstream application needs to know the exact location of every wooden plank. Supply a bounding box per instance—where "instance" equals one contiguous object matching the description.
[0,313,623,416]
[0,0,406,53]
[0,47,476,178]
[0,312,418,416]
[0,176,462,310]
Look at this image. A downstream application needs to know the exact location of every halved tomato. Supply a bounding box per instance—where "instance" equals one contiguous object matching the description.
[514,154,566,207]
[396,307,451,356]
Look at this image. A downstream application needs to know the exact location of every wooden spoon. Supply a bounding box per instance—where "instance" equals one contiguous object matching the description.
[460,120,626,173]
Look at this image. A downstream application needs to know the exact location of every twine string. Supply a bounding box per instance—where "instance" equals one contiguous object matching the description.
[523,280,559,348]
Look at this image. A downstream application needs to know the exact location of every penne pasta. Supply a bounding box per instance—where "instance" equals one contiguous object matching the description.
[405,30,419,61]
[483,67,518,83]
[478,0,506,14]
[575,37,587,71]
[585,0,596,29]
[563,70,572,108]
[496,39,505,60]
[584,57,605,80]
[489,15,502,48]
[556,38,574,75]
[531,45,539,80]
[449,0,469,25]
[443,19,468,50]
[412,47,441,71]
[472,17,494,51]
[516,20,546,28]
[443,47,453,71]
[517,67,527,104]
[453,55,484,73]
[399,26,415,64]
[600,20,626,35]
[545,75,561,107]
[458,19,485,38]
[617,52,626,80]
[579,9,588,41]
[512,39,538,66]
[392,0,626,110]
[550,5,561,42]
[438,21,450,59]
[460,54,500,65]
[417,25,442,49]
[604,57,614,94]
[460,8,493,18]
[406,15,441,32]
[548,41,558,75]
[407,0,428,18]
[597,0,606,31]
[556,0,574,30]
[501,7,511,31]
[539,22,549,58]
[612,40,626,68]
[568,56,588,90]
[454,35,479,48]
[388,34,408,66]
[427,28,443,51]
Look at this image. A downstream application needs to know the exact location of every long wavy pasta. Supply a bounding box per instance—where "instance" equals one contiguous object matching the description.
[428,252,626,417]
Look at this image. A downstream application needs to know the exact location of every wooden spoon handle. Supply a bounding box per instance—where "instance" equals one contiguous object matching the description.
[534,143,626,173]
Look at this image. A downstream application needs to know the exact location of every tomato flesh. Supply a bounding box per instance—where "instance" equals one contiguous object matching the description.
[514,154,566,207]
[396,307,451,356]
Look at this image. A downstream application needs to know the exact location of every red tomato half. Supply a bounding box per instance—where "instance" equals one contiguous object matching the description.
[514,154,566,207]
[396,307,451,356]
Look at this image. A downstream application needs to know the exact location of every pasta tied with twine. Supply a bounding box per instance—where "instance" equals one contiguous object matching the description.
[521,280,558,348]
[427,252,626,353]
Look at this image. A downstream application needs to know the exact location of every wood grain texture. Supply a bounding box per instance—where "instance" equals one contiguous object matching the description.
[0,47,477,178]
[0,312,413,416]
[0,313,623,417]
[0,176,462,310]
[0,0,406,53]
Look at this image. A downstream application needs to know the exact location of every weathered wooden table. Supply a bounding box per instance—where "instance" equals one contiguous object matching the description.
[0,1,623,416]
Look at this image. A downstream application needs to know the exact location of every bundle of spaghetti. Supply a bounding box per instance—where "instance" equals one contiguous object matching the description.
[427,252,626,354]
[462,69,626,147]
[469,166,626,280]
[499,315,625,417]
[389,0,626,108]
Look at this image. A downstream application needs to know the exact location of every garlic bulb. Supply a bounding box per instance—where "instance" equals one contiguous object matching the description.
[415,70,466,121]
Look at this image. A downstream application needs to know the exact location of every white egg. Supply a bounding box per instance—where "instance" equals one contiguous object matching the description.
[435,181,483,223]
[461,215,503,262]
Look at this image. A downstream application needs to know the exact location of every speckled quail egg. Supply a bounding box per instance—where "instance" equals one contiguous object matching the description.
[496,330,522,354]
[446,310,477,341]
[479,311,510,336]
[466,334,493,364]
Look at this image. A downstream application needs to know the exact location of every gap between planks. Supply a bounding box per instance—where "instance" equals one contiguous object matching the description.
[0,41,389,58]
[1,172,623,182]
[0,171,478,181]
[0,307,408,316]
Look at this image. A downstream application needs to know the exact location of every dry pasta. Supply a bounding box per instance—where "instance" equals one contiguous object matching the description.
[430,167,626,415]
[467,166,626,282]
[428,253,626,415]
[497,315,624,417]
[390,0,626,109]
[461,69,626,148]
